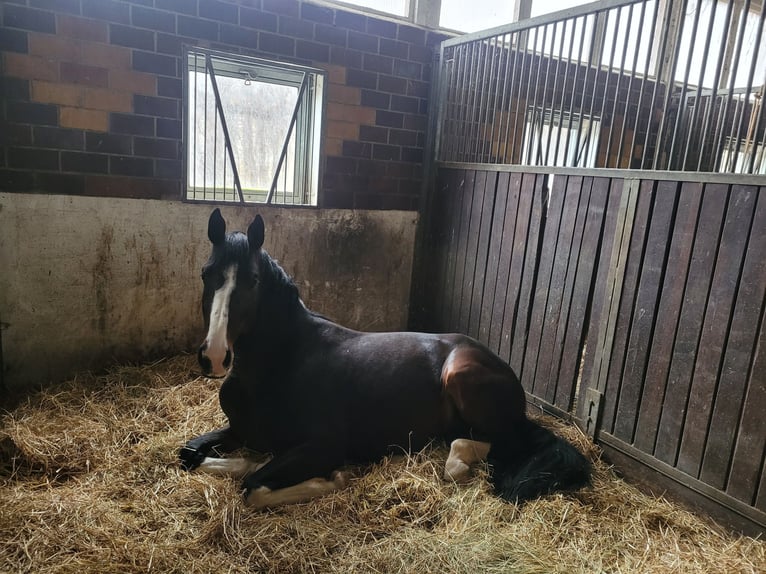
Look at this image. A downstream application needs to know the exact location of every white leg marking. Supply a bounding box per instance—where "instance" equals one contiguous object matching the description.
[444,439,491,483]
[204,264,237,376]
[196,457,269,478]
[244,471,350,509]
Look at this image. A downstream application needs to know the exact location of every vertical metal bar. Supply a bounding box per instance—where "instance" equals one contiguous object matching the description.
[213,90,218,197]
[618,0,648,168]
[512,26,535,165]
[471,38,490,162]
[527,23,548,164]
[457,42,475,162]
[696,0,736,172]
[553,15,578,167]
[564,14,590,166]
[747,88,766,174]
[573,12,601,167]
[203,54,208,200]
[667,0,703,170]
[192,51,198,198]
[267,74,308,204]
[454,44,471,162]
[542,18,565,166]
[206,54,244,203]
[505,30,524,163]
[485,34,504,163]
[435,44,453,162]
[476,35,495,163]
[735,1,765,174]
[607,3,635,168]
[462,41,480,162]
[583,9,610,167]
[488,34,509,163]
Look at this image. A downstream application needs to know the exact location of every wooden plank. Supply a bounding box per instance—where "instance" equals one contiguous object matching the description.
[448,169,476,332]
[499,173,537,368]
[522,175,567,395]
[468,171,499,341]
[437,169,465,331]
[726,301,766,506]
[576,178,625,422]
[613,180,679,444]
[654,184,729,466]
[677,185,757,478]
[457,170,488,334]
[541,176,590,407]
[757,455,766,513]
[479,171,512,347]
[633,181,704,454]
[700,189,765,491]
[430,169,458,331]
[601,179,656,435]
[555,177,610,411]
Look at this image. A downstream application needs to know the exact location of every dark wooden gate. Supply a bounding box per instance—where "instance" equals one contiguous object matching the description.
[417,165,765,536]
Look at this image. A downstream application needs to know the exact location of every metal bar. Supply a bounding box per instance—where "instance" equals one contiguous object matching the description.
[457,42,475,162]
[434,44,451,162]
[490,34,511,164]
[192,51,198,198]
[618,0,648,168]
[541,19,564,165]
[696,0,736,172]
[475,37,494,162]
[527,24,548,164]
[574,12,601,167]
[667,0,703,170]
[553,16,578,167]
[267,73,308,204]
[206,54,244,203]
[463,41,482,162]
[516,26,537,164]
[485,35,504,163]
[510,29,531,164]
[584,9,610,167]
[203,54,208,200]
[501,32,520,163]
[564,14,590,166]
[747,87,766,174]
[736,1,765,174]
[607,3,635,167]
[213,89,218,196]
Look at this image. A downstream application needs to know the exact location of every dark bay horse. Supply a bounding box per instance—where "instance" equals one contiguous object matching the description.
[180,209,590,508]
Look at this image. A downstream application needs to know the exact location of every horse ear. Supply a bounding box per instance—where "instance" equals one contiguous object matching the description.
[208,208,226,245]
[247,214,265,250]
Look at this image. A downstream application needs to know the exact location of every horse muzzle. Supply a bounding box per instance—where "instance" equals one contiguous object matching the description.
[198,340,232,377]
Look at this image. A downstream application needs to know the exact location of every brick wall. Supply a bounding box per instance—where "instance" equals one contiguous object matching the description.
[0,0,450,209]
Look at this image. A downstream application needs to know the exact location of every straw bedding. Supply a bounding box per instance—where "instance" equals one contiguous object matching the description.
[1,355,763,573]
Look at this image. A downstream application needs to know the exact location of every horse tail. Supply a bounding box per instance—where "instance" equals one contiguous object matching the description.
[488,418,591,503]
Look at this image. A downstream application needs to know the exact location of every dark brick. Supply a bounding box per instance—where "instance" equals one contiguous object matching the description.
[361,89,389,109]
[408,43,433,63]
[372,143,400,161]
[241,8,279,32]
[30,0,81,16]
[363,53,392,74]
[134,95,178,118]
[34,126,84,150]
[259,33,294,56]
[398,178,422,196]
[391,94,419,114]
[1,77,30,100]
[366,17,397,39]
[376,109,404,128]
[110,155,153,177]
[342,140,371,159]
[359,125,388,143]
[419,98,427,115]
[406,79,429,98]
[3,124,33,146]
[346,69,376,89]
[157,76,182,98]
[61,151,108,173]
[0,27,29,53]
[198,0,238,23]
[421,62,432,82]
[380,38,408,59]
[155,158,182,179]
[133,50,177,76]
[393,59,421,79]
[348,31,377,53]
[263,0,299,17]
[387,161,416,178]
[388,128,417,146]
[61,62,109,87]
[296,40,329,62]
[134,136,179,159]
[3,5,56,33]
[85,132,132,154]
[82,0,130,24]
[131,6,176,32]
[111,113,155,136]
[219,24,259,49]
[7,101,58,126]
[35,172,86,194]
[315,23,346,47]
[403,113,426,131]
[0,169,35,191]
[156,33,183,55]
[8,147,58,170]
[325,155,356,174]
[401,146,423,163]
[335,10,367,32]
[330,46,362,68]
[156,118,182,139]
[278,15,312,37]
[398,24,425,45]
[110,24,155,50]
[378,74,406,93]
[322,189,353,208]
[156,0,197,16]
[355,158,387,177]
[178,16,219,41]
[301,3,333,24]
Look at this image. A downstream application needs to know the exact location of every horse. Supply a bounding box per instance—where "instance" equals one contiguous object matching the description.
[179,209,591,509]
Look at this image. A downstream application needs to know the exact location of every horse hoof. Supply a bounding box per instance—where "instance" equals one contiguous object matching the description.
[178,446,205,471]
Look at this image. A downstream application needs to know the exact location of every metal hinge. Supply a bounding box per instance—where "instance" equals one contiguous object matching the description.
[583,387,603,439]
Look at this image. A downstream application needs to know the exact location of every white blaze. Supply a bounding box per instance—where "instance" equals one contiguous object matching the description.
[204,264,237,376]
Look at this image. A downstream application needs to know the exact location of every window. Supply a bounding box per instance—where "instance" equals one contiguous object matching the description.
[522,111,601,168]
[185,49,325,205]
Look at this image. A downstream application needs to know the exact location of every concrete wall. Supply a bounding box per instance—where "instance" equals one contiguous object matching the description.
[0,193,418,392]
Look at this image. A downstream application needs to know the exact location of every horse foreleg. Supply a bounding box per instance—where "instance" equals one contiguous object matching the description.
[196,456,269,478]
[444,438,491,483]
[245,471,350,509]
[179,424,240,470]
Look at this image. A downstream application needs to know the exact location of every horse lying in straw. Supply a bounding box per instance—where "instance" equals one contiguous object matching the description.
[180,210,590,508]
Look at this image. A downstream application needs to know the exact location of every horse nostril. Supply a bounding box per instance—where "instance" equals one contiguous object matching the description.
[197,345,212,374]
[223,349,232,368]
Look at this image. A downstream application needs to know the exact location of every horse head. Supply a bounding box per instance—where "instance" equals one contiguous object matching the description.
[197,209,264,376]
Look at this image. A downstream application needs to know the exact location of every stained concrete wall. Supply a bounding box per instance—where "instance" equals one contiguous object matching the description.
[0,193,418,392]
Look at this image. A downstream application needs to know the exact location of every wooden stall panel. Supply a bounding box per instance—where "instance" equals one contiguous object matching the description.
[448,170,476,332]
[468,172,499,339]
[457,171,489,335]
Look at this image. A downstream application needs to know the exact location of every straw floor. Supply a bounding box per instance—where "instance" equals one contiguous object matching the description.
[1,355,763,573]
